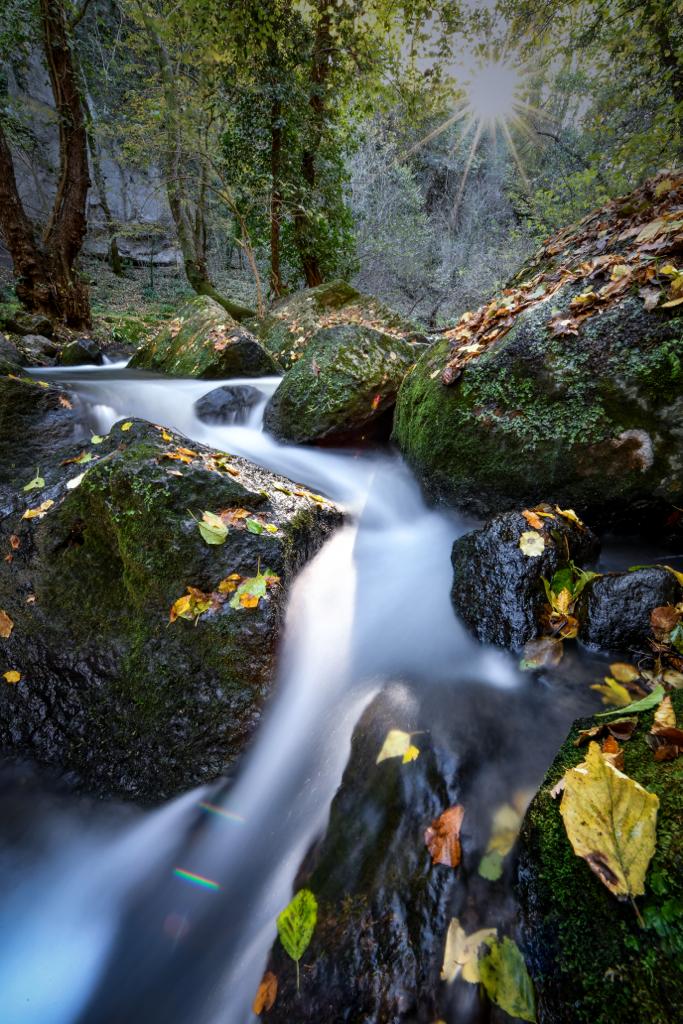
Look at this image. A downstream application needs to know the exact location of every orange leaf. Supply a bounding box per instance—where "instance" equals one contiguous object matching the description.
[522,510,543,530]
[0,610,14,638]
[252,971,278,1014]
[424,805,464,868]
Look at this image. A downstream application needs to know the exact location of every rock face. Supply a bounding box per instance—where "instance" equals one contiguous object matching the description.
[5,311,53,337]
[0,395,341,800]
[130,296,279,378]
[518,691,683,1024]
[451,508,599,649]
[194,384,263,425]
[249,280,425,371]
[15,334,60,366]
[59,337,103,366]
[577,567,681,651]
[263,324,415,445]
[264,688,460,1023]
[394,173,683,526]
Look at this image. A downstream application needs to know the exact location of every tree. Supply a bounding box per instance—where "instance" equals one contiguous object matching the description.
[0,0,91,328]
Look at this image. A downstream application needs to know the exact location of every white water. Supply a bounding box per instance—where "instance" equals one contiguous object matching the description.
[1,366,520,1024]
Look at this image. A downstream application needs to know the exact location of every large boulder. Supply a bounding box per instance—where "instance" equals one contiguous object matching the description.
[263,324,416,445]
[394,172,683,526]
[4,311,53,338]
[249,280,425,371]
[577,567,682,651]
[14,334,60,367]
[59,336,103,366]
[194,383,263,425]
[129,296,280,378]
[451,507,599,649]
[518,690,683,1024]
[0,406,341,801]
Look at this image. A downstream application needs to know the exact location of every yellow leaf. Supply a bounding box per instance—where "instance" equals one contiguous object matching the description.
[636,218,667,243]
[120,421,133,431]
[440,918,497,984]
[661,296,683,307]
[402,744,420,764]
[610,264,630,280]
[0,610,13,638]
[239,593,259,608]
[559,742,659,898]
[3,670,20,684]
[519,531,545,557]
[554,506,582,525]
[653,695,676,732]
[22,499,54,520]
[609,662,640,684]
[591,676,632,707]
[376,728,414,764]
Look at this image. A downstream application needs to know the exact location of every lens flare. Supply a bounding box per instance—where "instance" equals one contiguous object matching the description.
[173,868,222,891]
[464,61,521,126]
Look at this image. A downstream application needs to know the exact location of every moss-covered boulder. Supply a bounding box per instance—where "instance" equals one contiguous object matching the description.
[263,324,416,445]
[0,415,340,800]
[59,336,103,366]
[129,296,279,378]
[518,691,683,1024]
[249,280,425,371]
[394,173,683,526]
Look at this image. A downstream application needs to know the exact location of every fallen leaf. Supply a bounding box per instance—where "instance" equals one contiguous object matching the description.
[652,695,676,732]
[120,421,133,431]
[21,500,54,520]
[66,473,85,491]
[554,506,582,526]
[478,794,532,880]
[91,435,105,444]
[519,531,545,557]
[252,971,278,1014]
[559,741,658,898]
[197,511,228,546]
[596,684,665,717]
[651,605,681,633]
[441,919,497,984]
[58,395,73,409]
[591,676,632,707]
[522,510,543,529]
[169,587,213,624]
[520,636,564,671]
[3,670,20,684]
[601,735,624,770]
[277,889,317,992]
[0,610,13,638]
[609,662,640,684]
[478,937,536,1023]
[61,451,93,466]
[639,286,661,310]
[403,744,420,763]
[9,535,20,550]
[23,469,45,492]
[376,729,420,764]
[229,568,280,611]
[425,805,464,868]
[575,718,638,746]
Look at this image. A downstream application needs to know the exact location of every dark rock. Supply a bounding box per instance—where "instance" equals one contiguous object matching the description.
[0,336,21,367]
[0,411,341,801]
[263,324,415,445]
[248,279,426,371]
[518,692,683,1024]
[194,384,263,425]
[129,296,279,378]
[59,337,103,366]
[451,508,599,649]
[577,567,681,651]
[264,686,460,1023]
[14,334,60,366]
[6,312,53,338]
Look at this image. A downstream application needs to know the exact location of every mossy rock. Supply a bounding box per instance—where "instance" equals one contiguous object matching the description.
[0,416,341,800]
[130,296,280,378]
[263,324,415,445]
[393,284,683,525]
[518,691,683,1024]
[249,280,425,371]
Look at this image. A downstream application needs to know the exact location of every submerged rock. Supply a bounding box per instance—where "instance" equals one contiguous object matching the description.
[130,296,279,378]
[263,324,415,445]
[451,508,599,649]
[394,173,683,527]
[194,383,263,425]
[577,567,681,651]
[264,687,460,1023]
[518,691,683,1024]
[0,414,341,800]
[249,279,425,371]
[59,336,103,366]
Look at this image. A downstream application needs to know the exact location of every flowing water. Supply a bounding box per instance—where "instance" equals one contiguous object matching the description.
[0,365,607,1024]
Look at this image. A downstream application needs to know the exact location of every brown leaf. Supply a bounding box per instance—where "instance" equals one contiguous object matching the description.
[0,610,14,638]
[651,605,681,633]
[606,718,638,742]
[424,805,464,868]
[9,535,20,550]
[252,971,278,1014]
[652,695,676,732]
[601,735,624,770]
[58,394,73,409]
[522,509,543,530]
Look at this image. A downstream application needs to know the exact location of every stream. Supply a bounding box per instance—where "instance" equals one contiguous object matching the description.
[0,364,609,1024]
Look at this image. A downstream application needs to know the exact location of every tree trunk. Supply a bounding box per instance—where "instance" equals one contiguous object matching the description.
[0,0,91,328]
[83,86,123,276]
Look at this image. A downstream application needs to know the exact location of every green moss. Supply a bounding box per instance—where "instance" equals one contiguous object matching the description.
[519,692,683,1024]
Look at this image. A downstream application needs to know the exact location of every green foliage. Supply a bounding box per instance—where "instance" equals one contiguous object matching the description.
[276,888,318,990]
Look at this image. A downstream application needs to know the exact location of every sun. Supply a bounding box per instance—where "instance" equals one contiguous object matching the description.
[463,61,522,126]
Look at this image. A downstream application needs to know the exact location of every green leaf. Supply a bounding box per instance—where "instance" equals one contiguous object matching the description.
[245,518,264,534]
[478,937,536,1022]
[478,850,504,881]
[596,684,665,717]
[197,510,228,546]
[91,435,105,445]
[229,567,279,609]
[277,889,317,990]
[23,468,44,492]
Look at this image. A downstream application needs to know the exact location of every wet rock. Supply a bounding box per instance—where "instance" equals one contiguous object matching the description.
[518,691,683,1024]
[451,508,599,649]
[194,384,263,425]
[59,336,103,366]
[264,686,460,1023]
[130,296,279,378]
[249,279,425,371]
[14,334,60,367]
[263,324,415,445]
[5,311,53,338]
[0,416,341,801]
[577,567,681,651]
[393,177,683,527]
[0,336,21,367]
